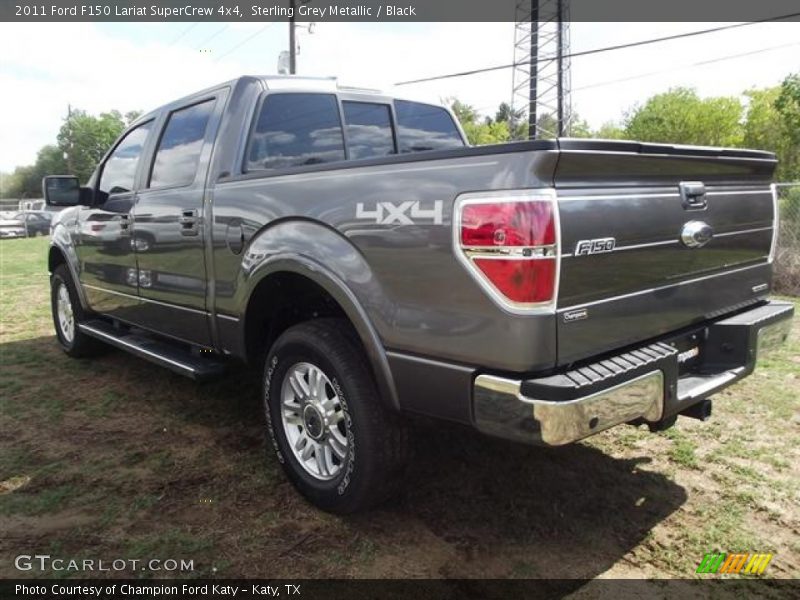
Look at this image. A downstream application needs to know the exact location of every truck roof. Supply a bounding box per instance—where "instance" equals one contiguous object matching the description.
[259,75,383,95]
[134,75,443,130]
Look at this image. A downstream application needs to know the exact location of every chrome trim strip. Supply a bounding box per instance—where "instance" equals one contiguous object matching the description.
[714,226,773,237]
[561,225,772,260]
[82,284,209,316]
[613,239,678,252]
[216,313,240,322]
[559,262,767,311]
[769,183,779,263]
[78,323,197,375]
[558,148,776,162]
[705,190,770,196]
[562,227,771,259]
[219,161,500,187]
[558,193,678,202]
[558,189,771,202]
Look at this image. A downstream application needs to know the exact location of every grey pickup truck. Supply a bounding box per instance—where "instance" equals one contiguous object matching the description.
[44,76,794,513]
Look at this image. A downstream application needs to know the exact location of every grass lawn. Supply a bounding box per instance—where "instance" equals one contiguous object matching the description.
[0,236,798,587]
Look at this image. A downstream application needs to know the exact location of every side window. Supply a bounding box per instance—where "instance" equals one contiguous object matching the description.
[149,99,215,188]
[394,100,464,153]
[98,121,152,197]
[246,93,345,171]
[342,101,395,160]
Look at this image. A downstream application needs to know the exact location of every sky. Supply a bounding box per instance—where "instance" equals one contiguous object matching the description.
[0,20,798,172]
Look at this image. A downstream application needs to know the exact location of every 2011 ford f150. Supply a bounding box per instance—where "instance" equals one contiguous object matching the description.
[44,76,794,513]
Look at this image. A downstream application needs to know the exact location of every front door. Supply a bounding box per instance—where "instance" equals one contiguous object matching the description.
[131,94,224,346]
[77,120,154,322]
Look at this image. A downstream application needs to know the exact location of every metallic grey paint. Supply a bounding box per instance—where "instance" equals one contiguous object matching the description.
[47,77,789,435]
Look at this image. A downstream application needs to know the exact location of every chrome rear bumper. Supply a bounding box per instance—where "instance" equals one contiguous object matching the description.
[473,300,793,446]
[475,370,664,446]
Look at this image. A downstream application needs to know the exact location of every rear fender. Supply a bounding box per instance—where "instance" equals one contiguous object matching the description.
[238,220,399,411]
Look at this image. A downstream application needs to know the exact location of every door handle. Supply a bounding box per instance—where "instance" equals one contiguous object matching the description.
[179,209,199,236]
[118,214,131,235]
[680,181,707,211]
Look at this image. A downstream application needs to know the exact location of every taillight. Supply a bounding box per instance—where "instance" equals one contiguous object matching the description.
[455,190,559,311]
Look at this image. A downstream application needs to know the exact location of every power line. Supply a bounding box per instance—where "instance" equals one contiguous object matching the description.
[194,25,229,51]
[458,42,798,124]
[394,13,800,86]
[215,23,275,61]
[573,42,800,93]
[168,22,199,46]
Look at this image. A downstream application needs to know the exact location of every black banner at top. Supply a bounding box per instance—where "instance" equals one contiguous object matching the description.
[3,0,800,22]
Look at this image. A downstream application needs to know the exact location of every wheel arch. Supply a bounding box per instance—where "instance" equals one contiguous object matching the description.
[48,241,89,310]
[241,257,400,412]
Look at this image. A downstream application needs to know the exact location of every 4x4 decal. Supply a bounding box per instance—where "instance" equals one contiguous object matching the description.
[356,201,443,225]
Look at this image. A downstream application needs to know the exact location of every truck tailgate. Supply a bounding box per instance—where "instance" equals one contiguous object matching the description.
[554,140,777,366]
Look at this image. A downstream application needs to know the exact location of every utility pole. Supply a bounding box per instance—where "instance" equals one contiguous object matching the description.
[512,0,572,140]
[556,0,564,136]
[528,1,539,140]
[289,0,296,74]
[66,104,74,175]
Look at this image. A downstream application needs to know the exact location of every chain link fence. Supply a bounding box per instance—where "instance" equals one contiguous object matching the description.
[775,182,800,296]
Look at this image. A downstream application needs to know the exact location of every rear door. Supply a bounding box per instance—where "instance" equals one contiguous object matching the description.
[554,140,777,365]
[131,90,226,345]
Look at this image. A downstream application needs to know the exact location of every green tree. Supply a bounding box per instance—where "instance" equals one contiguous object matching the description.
[594,121,626,140]
[0,166,31,199]
[743,86,799,181]
[0,145,68,198]
[1,106,140,198]
[449,99,479,127]
[493,102,526,139]
[624,87,744,147]
[57,109,129,184]
[775,73,800,144]
[448,99,512,145]
[569,116,593,139]
[527,112,591,139]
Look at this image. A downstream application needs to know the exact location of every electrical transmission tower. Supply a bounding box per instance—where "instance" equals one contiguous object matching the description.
[511,0,572,140]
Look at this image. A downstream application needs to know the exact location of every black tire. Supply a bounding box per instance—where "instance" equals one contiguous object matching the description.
[51,264,105,358]
[263,318,410,514]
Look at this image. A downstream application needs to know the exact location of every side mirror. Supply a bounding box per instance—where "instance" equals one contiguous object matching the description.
[43,175,90,207]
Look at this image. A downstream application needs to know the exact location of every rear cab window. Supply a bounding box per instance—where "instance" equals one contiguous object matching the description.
[394,100,464,153]
[342,101,395,159]
[244,92,465,173]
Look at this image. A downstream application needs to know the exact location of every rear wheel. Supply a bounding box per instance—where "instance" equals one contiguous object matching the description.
[263,319,410,513]
[51,264,105,358]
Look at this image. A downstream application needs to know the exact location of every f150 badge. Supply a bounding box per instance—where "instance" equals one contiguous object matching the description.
[356,201,443,225]
[575,237,616,255]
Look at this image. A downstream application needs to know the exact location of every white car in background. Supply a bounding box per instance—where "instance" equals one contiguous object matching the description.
[0,216,26,239]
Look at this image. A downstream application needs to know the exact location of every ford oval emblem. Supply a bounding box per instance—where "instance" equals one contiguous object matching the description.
[681,221,714,248]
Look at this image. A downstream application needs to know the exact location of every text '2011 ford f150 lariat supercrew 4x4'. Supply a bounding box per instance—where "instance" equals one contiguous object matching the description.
[44,76,793,513]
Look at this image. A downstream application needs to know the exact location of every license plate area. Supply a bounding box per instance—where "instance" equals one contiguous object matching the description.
[665,328,706,376]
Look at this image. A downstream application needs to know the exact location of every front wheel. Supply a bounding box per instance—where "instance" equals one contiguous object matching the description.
[51,264,105,358]
[263,319,410,513]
